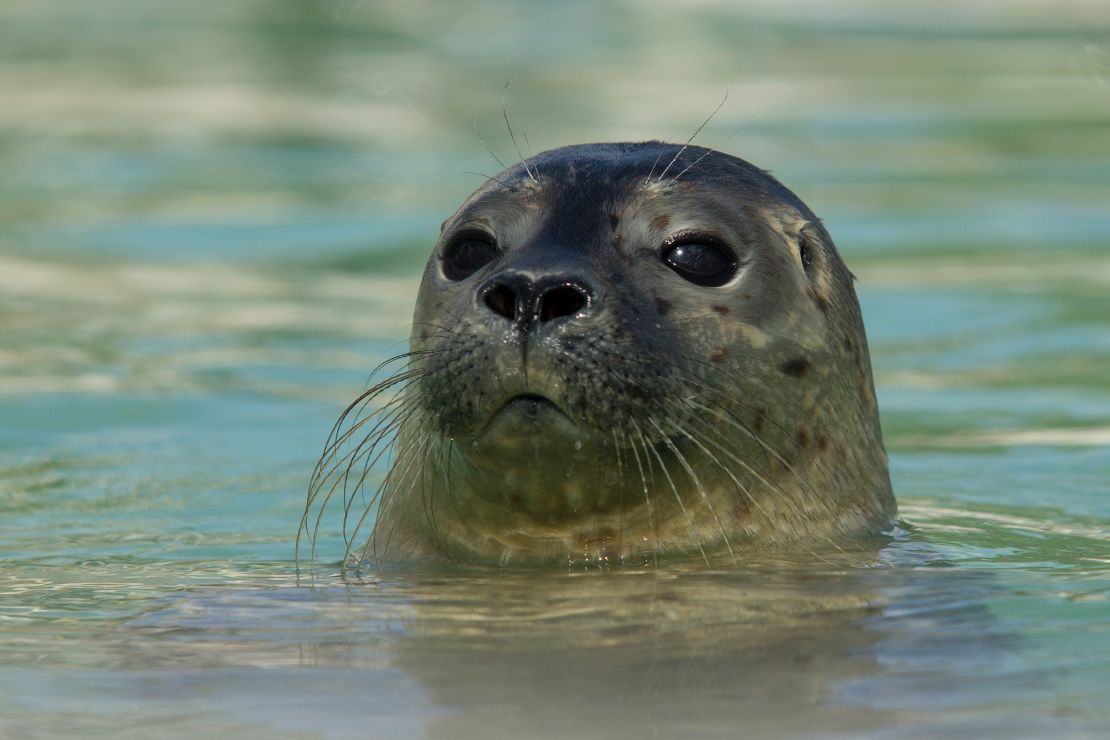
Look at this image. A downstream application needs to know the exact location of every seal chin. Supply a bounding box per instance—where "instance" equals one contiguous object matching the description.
[477,393,585,450]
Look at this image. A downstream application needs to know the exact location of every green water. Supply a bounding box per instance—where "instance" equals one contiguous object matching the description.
[2,1,1108,737]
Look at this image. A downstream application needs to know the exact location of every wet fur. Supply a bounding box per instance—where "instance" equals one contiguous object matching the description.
[299,143,896,574]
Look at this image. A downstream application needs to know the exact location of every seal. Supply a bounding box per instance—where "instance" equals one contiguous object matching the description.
[301,142,896,569]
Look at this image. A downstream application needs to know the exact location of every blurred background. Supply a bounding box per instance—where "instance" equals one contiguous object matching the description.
[1,0,1108,736]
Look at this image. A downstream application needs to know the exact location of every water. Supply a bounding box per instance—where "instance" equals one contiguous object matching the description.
[2,1,1108,737]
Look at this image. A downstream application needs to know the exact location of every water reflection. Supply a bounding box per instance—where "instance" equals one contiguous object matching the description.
[92,549,1046,738]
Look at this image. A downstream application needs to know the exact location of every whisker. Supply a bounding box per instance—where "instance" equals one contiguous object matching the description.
[502,80,537,183]
[633,419,709,565]
[462,170,511,189]
[670,146,717,184]
[684,411,849,560]
[350,428,432,571]
[649,416,736,564]
[655,87,728,182]
[644,148,667,185]
[298,342,446,580]
[610,427,626,565]
[625,425,659,569]
[473,116,507,170]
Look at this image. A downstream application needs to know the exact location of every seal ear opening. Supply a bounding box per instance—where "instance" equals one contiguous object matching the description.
[798,232,815,277]
[794,223,828,284]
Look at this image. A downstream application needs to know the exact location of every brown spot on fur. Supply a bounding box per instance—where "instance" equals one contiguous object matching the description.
[708,348,726,364]
[835,442,849,465]
[710,304,730,316]
[654,297,672,316]
[816,432,829,452]
[608,213,619,230]
[780,357,810,377]
[753,408,766,434]
[651,213,671,231]
[796,427,810,448]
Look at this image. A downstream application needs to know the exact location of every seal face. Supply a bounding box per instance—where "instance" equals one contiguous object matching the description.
[303,142,897,568]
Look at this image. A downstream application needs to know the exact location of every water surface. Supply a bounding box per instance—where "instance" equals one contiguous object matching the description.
[2,1,1108,737]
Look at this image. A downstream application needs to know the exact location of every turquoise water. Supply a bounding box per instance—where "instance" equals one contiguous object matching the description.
[2,1,1109,737]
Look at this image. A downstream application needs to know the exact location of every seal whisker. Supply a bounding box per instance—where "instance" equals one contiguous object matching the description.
[473,116,507,171]
[687,398,861,549]
[417,432,441,559]
[665,349,858,536]
[315,398,419,572]
[610,427,627,565]
[680,419,844,565]
[351,428,432,570]
[327,379,420,478]
[644,148,667,185]
[633,419,710,565]
[461,170,512,189]
[308,366,422,495]
[307,387,382,495]
[680,409,812,530]
[655,88,728,183]
[670,417,763,522]
[299,369,423,579]
[680,349,864,511]
[310,376,421,523]
[501,81,538,183]
[669,145,719,184]
[625,424,659,569]
[679,406,843,550]
[430,436,462,565]
[338,396,424,545]
[299,345,450,577]
[368,349,429,380]
[649,417,737,564]
[372,436,436,565]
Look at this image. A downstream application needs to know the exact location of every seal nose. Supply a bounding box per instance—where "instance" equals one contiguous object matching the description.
[481,273,592,330]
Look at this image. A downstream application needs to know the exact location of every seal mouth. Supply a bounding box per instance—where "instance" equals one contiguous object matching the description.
[468,390,592,468]
[495,393,564,417]
[479,392,579,442]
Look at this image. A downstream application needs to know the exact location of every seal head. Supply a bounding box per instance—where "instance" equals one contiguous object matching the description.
[307,142,896,567]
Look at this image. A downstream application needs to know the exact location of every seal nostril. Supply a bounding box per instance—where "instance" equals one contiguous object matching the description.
[539,285,588,323]
[485,284,517,321]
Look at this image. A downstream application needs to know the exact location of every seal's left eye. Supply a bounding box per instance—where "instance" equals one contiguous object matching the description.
[662,238,738,287]
[442,235,498,281]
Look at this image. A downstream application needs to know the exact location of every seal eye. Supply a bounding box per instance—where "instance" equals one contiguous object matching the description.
[442,234,499,281]
[661,238,738,287]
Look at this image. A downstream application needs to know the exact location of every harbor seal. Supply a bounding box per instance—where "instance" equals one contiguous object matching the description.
[301,142,896,569]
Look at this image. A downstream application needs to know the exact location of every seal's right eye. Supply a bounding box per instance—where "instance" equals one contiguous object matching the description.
[441,234,498,281]
[661,235,739,287]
